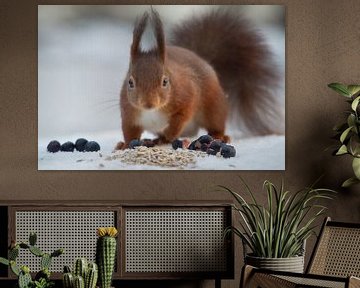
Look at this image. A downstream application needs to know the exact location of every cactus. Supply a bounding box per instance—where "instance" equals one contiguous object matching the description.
[10,260,21,276]
[64,265,72,273]
[96,227,118,288]
[0,232,64,288]
[29,245,44,257]
[29,232,37,246]
[19,243,30,249]
[74,275,85,288]
[85,263,98,288]
[51,248,64,258]
[18,269,32,288]
[74,258,88,279]
[63,272,74,288]
[35,268,51,281]
[63,260,98,288]
[9,246,19,260]
[41,253,52,270]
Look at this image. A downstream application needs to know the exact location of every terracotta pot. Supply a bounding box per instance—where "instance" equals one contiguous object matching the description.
[245,254,305,273]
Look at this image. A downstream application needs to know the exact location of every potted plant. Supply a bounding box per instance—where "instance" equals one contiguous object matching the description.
[0,232,64,288]
[328,82,360,187]
[221,179,334,273]
[62,258,98,288]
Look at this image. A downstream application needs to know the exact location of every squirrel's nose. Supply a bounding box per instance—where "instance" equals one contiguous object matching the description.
[144,102,155,109]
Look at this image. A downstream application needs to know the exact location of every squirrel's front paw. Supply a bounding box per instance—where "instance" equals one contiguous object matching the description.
[114,141,128,150]
[153,136,172,145]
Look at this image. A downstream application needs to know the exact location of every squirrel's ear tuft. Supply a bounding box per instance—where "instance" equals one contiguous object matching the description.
[151,8,165,63]
[131,11,149,60]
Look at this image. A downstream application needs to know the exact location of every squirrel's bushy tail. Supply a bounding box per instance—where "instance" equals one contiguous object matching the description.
[170,9,283,135]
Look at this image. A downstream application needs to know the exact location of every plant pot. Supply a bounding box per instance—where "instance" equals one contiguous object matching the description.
[245,254,305,273]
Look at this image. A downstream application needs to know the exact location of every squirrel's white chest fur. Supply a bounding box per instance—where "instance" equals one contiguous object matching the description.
[137,109,169,134]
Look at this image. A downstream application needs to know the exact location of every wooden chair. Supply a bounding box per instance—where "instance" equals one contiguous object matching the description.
[241,217,360,288]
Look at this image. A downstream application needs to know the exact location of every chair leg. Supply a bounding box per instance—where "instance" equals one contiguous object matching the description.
[240,265,255,288]
[215,278,221,288]
[349,276,360,288]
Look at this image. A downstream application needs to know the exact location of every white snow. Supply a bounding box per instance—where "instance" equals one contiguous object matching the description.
[38,131,285,170]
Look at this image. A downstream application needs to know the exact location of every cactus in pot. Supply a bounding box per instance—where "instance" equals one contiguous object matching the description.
[96,227,118,288]
[74,258,88,280]
[0,232,63,288]
[85,262,98,288]
[62,260,98,288]
[62,266,74,288]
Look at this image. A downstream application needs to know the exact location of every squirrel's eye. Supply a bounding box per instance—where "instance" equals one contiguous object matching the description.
[162,77,169,88]
[128,77,135,89]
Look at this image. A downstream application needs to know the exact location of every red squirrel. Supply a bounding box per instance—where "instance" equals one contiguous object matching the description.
[116,9,279,149]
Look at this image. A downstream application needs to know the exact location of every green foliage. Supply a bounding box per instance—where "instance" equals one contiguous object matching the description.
[32,278,54,288]
[0,232,64,288]
[0,257,9,266]
[329,82,360,187]
[221,178,335,258]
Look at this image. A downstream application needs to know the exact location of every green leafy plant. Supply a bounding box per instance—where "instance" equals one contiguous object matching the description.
[33,278,54,288]
[221,179,335,258]
[0,232,63,288]
[329,82,360,187]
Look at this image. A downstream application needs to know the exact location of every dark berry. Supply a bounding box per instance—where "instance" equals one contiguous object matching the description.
[209,140,223,152]
[129,139,142,149]
[84,141,100,152]
[172,139,183,150]
[206,148,217,156]
[220,145,236,158]
[47,140,61,153]
[142,139,155,148]
[197,135,213,144]
[188,140,201,150]
[200,143,209,152]
[60,141,75,152]
[75,138,88,152]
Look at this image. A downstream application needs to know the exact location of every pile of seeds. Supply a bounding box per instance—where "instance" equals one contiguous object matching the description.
[106,146,207,168]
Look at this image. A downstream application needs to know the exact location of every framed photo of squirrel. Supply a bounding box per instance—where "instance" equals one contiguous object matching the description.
[38,5,285,171]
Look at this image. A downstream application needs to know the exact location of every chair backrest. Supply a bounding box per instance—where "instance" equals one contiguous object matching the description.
[307,217,360,277]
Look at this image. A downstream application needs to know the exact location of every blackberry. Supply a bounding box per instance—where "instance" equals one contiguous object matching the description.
[172,139,183,150]
[206,148,217,156]
[197,135,213,144]
[129,139,142,149]
[188,140,201,150]
[200,143,209,152]
[47,140,61,153]
[209,140,223,152]
[84,141,100,152]
[60,141,75,152]
[75,138,88,152]
[220,145,236,158]
[142,139,155,148]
